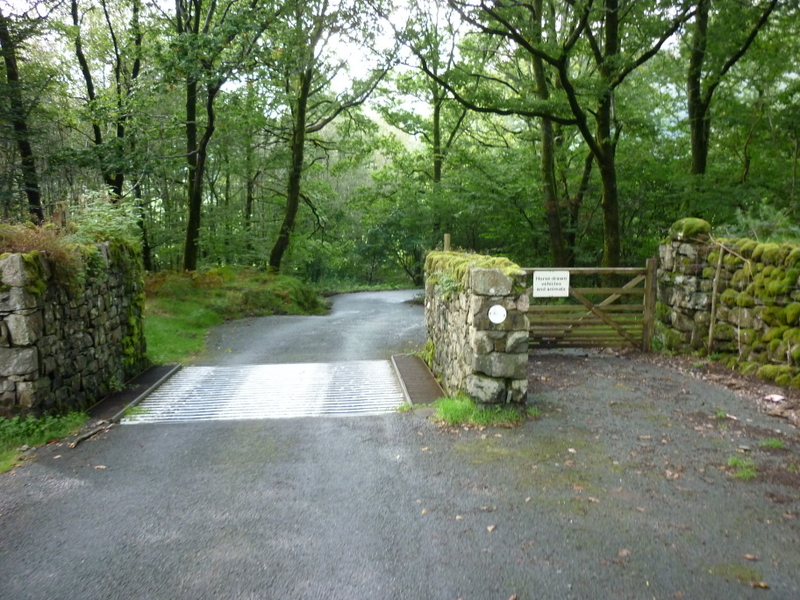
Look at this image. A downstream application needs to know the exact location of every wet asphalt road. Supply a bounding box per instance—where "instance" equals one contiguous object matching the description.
[2,291,800,599]
[193,290,427,365]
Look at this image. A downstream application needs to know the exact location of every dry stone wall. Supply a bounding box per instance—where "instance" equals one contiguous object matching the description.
[425,252,529,405]
[0,243,147,416]
[657,218,800,387]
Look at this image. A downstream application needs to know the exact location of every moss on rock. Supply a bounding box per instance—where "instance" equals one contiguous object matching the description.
[425,251,524,291]
[785,304,800,326]
[739,362,760,376]
[737,239,759,258]
[668,218,711,242]
[720,288,738,307]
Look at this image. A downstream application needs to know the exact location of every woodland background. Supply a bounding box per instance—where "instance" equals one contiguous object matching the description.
[0,0,798,286]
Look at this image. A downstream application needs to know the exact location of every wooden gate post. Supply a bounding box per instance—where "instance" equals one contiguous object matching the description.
[642,257,658,351]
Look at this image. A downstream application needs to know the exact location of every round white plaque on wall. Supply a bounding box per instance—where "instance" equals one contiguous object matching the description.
[488,305,507,324]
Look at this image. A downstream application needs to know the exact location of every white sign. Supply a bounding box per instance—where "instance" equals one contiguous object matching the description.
[532,270,570,298]
[488,305,507,324]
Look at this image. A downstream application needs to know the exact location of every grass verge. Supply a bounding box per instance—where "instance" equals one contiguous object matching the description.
[432,394,528,428]
[145,267,328,364]
[0,412,87,473]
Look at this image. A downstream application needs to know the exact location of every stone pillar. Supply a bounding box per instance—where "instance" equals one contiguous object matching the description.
[425,252,529,405]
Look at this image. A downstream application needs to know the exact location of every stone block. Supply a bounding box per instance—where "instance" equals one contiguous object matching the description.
[465,374,506,404]
[509,379,528,403]
[0,254,32,287]
[506,330,529,354]
[515,292,530,313]
[678,243,698,259]
[470,268,512,296]
[6,310,43,345]
[474,352,527,379]
[658,245,674,271]
[0,287,38,312]
[728,307,755,329]
[0,321,8,347]
[688,292,710,310]
[16,381,35,407]
[670,310,694,333]
[0,347,38,376]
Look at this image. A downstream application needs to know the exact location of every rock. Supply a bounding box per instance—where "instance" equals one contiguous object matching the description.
[0,347,38,376]
[470,268,513,296]
[474,352,527,379]
[0,253,32,287]
[465,374,506,404]
[6,310,44,345]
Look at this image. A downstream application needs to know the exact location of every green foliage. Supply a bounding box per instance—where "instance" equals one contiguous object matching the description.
[432,394,525,428]
[418,339,435,369]
[67,197,142,248]
[144,268,327,364]
[0,412,87,473]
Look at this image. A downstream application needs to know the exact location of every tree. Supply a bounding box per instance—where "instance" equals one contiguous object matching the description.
[166,0,276,271]
[265,0,391,273]
[419,0,693,267]
[686,0,780,177]
[0,8,43,222]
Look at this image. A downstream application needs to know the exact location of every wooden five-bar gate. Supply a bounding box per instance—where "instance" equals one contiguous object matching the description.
[524,258,658,351]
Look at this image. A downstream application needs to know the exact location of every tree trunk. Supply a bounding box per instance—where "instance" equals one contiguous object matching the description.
[0,12,43,223]
[269,68,312,273]
[182,76,199,270]
[687,0,710,176]
[532,0,566,267]
[597,0,621,268]
[432,91,443,184]
[183,81,219,271]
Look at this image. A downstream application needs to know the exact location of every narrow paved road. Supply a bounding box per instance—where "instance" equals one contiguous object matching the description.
[194,290,426,365]
[2,291,800,599]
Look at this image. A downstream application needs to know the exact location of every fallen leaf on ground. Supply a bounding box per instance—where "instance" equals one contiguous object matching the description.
[618,549,630,557]
[421,509,427,515]
[635,507,645,512]
[665,470,680,480]
[509,595,518,600]
[487,525,496,532]
[455,515,463,520]
[743,554,758,561]
[639,435,651,440]
[588,497,600,503]
[750,581,770,589]
[421,447,429,451]
[94,465,106,469]
[568,448,577,454]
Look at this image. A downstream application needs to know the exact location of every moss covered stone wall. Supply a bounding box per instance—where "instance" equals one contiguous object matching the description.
[424,251,529,405]
[657,219,800,387]
[0,242,147,416]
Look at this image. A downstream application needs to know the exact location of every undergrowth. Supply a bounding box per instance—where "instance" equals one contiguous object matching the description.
[0,412,87,473]
[432,393,527,427]
[144,267,328,364]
